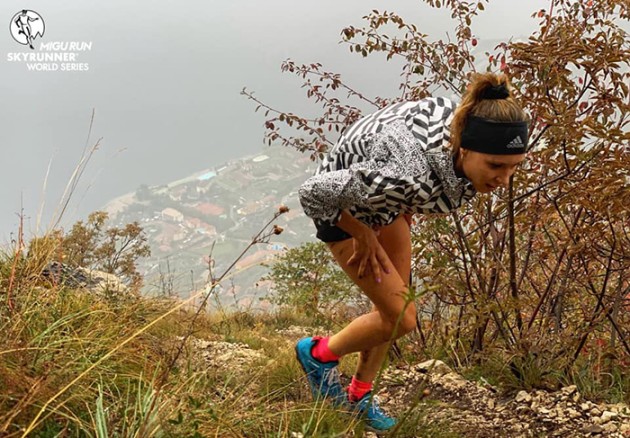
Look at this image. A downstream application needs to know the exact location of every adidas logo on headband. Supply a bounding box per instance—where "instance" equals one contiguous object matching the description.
[506,135,525,149]
[461,116,529,155]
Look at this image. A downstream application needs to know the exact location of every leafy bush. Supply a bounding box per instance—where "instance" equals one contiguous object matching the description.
[28,211,151,289]
[263,241,369,320]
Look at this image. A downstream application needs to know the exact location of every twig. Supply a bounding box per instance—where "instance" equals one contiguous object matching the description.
[6,208,25,312]
[162,208,288,379]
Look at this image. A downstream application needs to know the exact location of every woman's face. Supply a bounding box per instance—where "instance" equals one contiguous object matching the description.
[461,149,527,193]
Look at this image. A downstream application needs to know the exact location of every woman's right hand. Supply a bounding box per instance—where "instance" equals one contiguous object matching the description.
[335,209,391,282]
[346,227,390,283]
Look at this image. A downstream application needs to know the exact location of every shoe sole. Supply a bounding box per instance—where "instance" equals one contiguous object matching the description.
[353,412,397,434]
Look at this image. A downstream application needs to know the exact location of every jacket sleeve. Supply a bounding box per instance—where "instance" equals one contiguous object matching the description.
[298,168,369,226]
[298,118,419,226]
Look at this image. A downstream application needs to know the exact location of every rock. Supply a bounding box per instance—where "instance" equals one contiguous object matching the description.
[439,372,468,389]
[515,405,530,414]
[603,423,618,434]
[190,339,265,372]
[562,385,578,395]
[80,268,127,293]
[377,362,628,438]
[515,390,532,403]
[416,359,452,375]
[532,389,546,399]
[561,415,574,425]
[40,261,127,294]
[583,424,603,434]
[275,325,325,338]
[610,403,630,415]
[600,411,617,423]
[479,376,498,393]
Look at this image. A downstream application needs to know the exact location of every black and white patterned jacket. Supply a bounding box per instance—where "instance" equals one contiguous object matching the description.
[298,97,477,228]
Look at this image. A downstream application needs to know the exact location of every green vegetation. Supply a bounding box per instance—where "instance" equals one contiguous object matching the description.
[0,260,457,436]
[262,242,369,321]
[0,221,627,436]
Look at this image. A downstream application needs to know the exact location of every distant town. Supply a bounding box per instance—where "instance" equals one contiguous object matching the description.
[103,145,318,306]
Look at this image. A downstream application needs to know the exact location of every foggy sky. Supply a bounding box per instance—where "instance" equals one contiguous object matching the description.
[0,0,548,242]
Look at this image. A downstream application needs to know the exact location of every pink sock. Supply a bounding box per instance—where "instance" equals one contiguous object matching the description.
[348,376,373,402]
[311,336,341,363]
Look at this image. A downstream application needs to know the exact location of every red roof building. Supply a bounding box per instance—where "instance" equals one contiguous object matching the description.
[195,202,225,216]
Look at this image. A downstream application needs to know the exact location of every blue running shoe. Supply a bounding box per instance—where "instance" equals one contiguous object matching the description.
[295,337,345,403]
[350,391,397,431]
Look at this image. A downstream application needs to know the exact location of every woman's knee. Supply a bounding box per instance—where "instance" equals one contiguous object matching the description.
[381,304,416,340]
[399,303,417,335]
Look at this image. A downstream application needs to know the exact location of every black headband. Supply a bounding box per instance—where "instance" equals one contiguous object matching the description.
[461,116,529,155]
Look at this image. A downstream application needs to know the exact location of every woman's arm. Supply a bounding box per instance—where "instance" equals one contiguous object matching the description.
[298,169,369,226]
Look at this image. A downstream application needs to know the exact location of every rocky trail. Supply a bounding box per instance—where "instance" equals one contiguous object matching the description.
[189,326,629,437]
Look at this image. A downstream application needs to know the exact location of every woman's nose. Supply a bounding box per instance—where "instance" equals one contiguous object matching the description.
[496,170,511,187]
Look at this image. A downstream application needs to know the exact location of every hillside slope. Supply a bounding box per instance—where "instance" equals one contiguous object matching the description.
[102,145,317,304]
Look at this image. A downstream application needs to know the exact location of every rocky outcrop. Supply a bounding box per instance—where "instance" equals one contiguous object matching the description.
[381,360,630,437]
[183,337,266,373]
[41,261,127,294]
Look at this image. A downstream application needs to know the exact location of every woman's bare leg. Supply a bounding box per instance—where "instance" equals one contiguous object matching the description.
[354,335,390,383]
[327,215,413,382]
[356,216,412,381]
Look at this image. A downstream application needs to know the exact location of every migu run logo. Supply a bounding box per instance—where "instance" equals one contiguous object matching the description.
[10,9,44,49]
[7,10,92,72]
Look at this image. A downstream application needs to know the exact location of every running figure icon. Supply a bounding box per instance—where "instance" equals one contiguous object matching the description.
[10,10,45,49]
